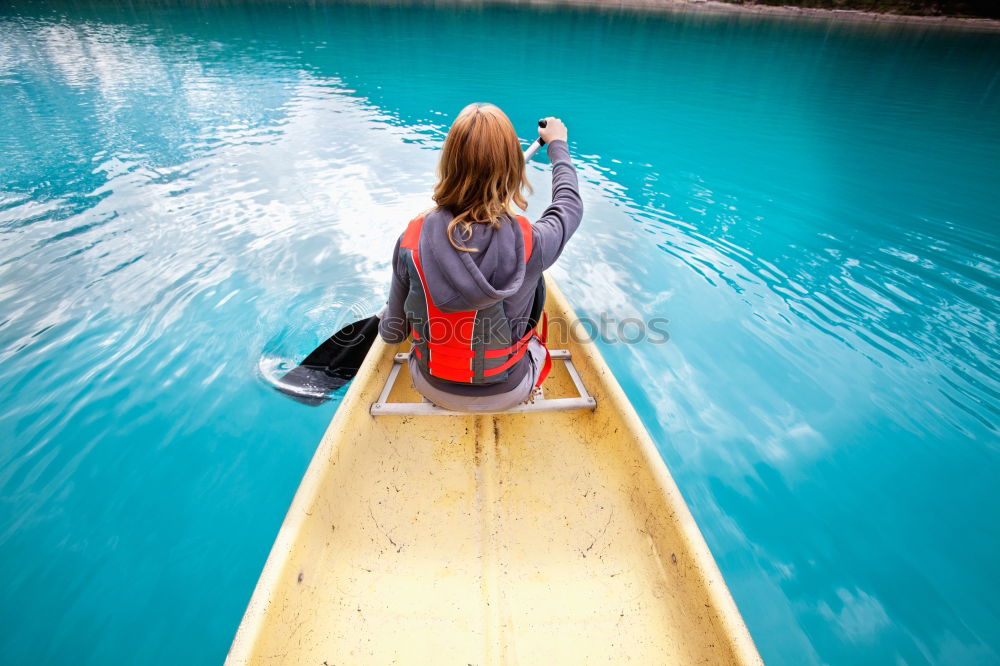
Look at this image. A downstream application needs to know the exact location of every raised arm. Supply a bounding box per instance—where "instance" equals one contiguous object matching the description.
[530,121,583,270]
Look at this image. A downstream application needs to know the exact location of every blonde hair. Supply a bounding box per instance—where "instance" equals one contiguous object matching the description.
[433,103,532,252]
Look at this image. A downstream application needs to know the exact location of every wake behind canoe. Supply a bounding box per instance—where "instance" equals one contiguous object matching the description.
[227,278,762,665]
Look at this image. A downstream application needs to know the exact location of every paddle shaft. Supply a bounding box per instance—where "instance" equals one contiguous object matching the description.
[523,118,548,161]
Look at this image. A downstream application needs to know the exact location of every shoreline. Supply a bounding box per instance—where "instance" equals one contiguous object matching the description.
[31,0,999,31]
[687,0,1000,28]
[486,0,1000,30]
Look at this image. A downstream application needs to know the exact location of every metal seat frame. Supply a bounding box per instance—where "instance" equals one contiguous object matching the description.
[370,349,597,416]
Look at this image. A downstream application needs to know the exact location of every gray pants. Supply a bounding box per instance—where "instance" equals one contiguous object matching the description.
[408,338,547,412]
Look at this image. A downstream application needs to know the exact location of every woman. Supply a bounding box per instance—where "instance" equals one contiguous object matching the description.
[379,103,582,411]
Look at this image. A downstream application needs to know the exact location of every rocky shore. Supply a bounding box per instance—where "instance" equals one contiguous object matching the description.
[523,0,1000,28]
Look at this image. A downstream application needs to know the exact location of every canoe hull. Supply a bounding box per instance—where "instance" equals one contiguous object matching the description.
[227,278,762,665]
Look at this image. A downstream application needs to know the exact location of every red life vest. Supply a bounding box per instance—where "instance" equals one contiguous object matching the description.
[400,213,552,387]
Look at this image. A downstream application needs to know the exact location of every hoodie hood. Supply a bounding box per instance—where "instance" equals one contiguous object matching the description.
[419,207,527,312]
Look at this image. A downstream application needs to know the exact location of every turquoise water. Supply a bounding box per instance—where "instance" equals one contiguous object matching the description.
[1,1,998,663]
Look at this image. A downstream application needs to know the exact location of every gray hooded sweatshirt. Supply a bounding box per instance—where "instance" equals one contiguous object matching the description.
[379,139,583,396]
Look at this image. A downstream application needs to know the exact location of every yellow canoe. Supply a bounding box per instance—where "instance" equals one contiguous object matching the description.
[227,278,762,665]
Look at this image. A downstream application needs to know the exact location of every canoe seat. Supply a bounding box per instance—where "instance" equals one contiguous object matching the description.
[370,349,597,416]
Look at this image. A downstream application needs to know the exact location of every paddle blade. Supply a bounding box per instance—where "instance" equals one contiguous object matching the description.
[300,315,380,368]
[276,315,380,405]
[274,365,356,406]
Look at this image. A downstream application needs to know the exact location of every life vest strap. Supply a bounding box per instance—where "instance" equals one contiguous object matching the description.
[517,215,532,261]
[426,353,473,371]
[423,344,475,359]
[533,312,552,387]
[482,338,531,377]
[428,363,473,383]
[483,326,534,359]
